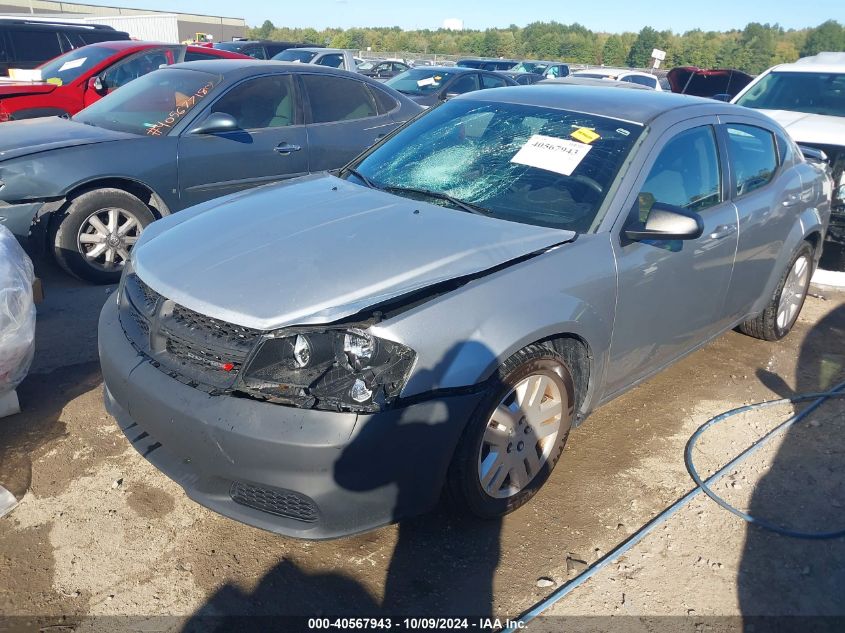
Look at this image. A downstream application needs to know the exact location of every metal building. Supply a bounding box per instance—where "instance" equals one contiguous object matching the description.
[0,0,246,43]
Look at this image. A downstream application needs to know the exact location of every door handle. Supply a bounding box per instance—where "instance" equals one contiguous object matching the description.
[274,143,302,155]
[782,194,801,208]
[709,224,737,240]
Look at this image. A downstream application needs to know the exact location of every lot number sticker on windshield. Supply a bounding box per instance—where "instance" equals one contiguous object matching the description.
[510,134,592,176]
[417,77,439,87]
[59,58,86,72]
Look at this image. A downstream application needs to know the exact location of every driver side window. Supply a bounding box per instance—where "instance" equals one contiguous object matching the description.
[638,125,722,221]
[449,73,480,95]
[211,75,296,130]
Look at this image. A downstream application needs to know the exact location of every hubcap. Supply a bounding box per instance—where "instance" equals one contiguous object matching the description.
[776,255,810,331]
[77,207,143,272]
[478,372,566,499]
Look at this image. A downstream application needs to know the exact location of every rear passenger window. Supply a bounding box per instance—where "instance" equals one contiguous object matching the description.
[481,74,508,89]
[9,29,62,61]
[304,75,377,123]
[369,85,398,114]
[639,126,722,218]
[316,54,344,68]
[726,124,777,197]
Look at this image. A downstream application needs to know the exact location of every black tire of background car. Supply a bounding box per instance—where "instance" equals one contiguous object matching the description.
[446,343,574,519]
[737,241,814,341]
[50,188,156,284]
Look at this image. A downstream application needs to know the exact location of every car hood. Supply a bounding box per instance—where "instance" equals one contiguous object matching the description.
[0,80,57,97]
[134,174,574,330]
[0,117,135,162]
[758,109,845,146]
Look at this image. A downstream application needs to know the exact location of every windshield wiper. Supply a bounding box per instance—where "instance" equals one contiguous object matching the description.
[344,167,380,190]
[382,185,491,216]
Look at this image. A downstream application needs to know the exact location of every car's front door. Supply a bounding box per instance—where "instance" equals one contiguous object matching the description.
[177,73,309,207]
[605,121,739,397]
[301,73,399,171]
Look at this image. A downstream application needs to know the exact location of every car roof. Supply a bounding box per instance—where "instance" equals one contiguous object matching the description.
[766,52,845,74]
[453,84,726,124]
[291,47,344,53]
[542,76,653,90]
[85,40,171,51]
[168,59,397,82]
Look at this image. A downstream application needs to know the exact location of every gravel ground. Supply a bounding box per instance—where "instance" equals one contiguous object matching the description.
[0,254,843,632]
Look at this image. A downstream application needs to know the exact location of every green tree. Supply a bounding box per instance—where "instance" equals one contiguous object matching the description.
[627,26,660,67]
[602,35,627,65]
[256,20,274,39]
[801,20,845,56]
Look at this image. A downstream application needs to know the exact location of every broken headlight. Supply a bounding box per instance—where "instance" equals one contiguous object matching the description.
[239,328,416,412]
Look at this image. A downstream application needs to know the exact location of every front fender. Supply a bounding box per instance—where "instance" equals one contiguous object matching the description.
[375,234,617,416]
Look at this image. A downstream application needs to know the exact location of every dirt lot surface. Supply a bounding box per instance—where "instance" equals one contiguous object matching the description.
[1,255,843,632]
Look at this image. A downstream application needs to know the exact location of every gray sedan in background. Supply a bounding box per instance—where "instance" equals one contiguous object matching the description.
[0,60,422,282]
[100,86,830,539]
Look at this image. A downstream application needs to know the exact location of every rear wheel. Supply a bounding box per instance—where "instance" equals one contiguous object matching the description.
[51,188,155,284]
[738,242,813,341]
[446,344,575,518]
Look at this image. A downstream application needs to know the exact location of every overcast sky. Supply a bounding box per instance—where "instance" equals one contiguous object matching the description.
[91,0,843,31]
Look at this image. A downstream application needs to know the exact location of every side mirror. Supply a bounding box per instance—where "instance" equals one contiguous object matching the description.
[624,202,704,242]
[799,144,829,166]
[88,75,106,93]
[443,91,460,100]
[712,93,732,102]
[190,112,239,135]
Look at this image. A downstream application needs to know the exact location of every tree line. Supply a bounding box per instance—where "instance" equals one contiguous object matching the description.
[250,19,845,74]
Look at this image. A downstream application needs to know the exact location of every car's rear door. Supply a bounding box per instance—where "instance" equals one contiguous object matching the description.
[718,118,805,322]
[300,73,399,171]
[177,73,309,206]
[605,119,739,396]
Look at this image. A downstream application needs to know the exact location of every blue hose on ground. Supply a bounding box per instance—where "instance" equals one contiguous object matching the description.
[685,381,845,540]
[505,380,845,630]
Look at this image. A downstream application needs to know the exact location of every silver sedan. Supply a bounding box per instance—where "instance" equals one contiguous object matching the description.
[99,85,831,538]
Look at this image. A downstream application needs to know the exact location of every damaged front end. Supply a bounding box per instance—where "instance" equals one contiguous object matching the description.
[801,143,845,245]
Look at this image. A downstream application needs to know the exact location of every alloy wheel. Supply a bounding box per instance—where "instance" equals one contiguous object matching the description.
[77,207,143,272]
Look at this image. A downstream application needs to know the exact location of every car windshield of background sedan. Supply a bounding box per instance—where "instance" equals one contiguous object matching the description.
[385,68,457,95]
[36,45,116,85]
[273,49,317,63]
[348,100,643,232]
[74,68,222,136]
[736,71,845,117]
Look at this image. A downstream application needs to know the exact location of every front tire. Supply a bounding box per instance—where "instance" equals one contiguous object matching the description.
[738,242,814,341]
[51,188,155,284]
[446,344,575,519]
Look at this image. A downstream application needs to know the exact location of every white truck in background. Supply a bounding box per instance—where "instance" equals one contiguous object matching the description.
[272,47,359,72]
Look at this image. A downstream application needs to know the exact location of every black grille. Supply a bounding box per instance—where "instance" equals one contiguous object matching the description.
[170,304,261,351]
[126,274,160,315]
[230,481,319,523]
[165,336,244,374]
[119,274,265,387]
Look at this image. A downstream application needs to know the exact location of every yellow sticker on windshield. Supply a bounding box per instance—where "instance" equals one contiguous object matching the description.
[571,127,600,144]
[46,77,63,86]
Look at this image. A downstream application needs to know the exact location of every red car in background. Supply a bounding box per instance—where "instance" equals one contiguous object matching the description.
[0,40,248,122]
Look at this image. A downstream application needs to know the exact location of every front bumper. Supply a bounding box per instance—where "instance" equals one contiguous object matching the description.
[99,297,483,539]
[0,200,44,236]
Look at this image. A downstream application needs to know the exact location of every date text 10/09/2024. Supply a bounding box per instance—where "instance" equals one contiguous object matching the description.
[307,618,526,630]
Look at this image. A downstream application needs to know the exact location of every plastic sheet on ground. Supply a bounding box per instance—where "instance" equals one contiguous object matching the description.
[0,225,35,399]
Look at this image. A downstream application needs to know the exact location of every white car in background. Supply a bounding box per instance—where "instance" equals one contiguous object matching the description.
[572,68,663,90]
[733,52,845,266]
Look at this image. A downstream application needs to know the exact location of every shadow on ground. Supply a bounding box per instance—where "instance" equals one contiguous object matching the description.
[739,303,845,622]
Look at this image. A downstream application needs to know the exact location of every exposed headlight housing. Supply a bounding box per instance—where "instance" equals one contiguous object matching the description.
[240,328,416,413]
